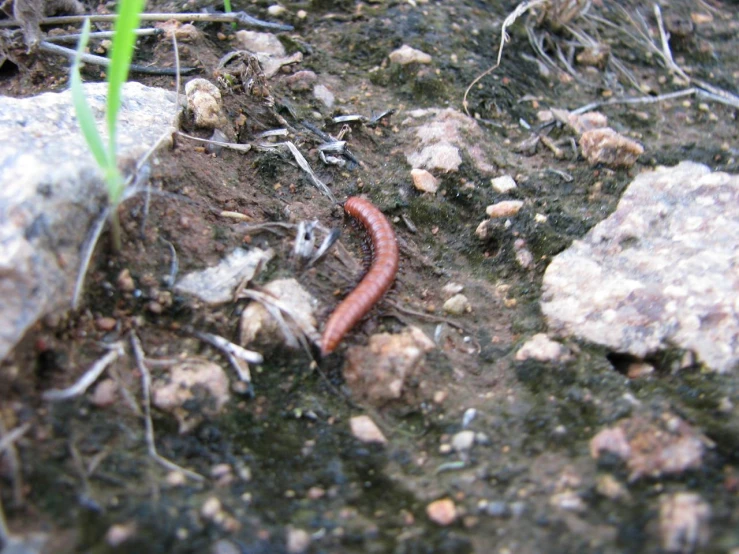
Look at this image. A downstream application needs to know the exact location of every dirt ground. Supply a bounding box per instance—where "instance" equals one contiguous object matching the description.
[1,0,738,552]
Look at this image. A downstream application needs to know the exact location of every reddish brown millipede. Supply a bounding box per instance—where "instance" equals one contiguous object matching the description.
[320,196,399,355]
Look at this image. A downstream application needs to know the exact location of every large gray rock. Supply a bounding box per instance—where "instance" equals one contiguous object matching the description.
[541,162,739,373]
[0,82,179,361]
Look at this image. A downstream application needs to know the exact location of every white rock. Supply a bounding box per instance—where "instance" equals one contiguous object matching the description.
[410,168,439,193]
[388,44,432,65]
[239,278,318,348]
[542,162,739,372]
[267,4,286,16]
[443,294,470,315]
[185,78,223,129]
[659,493,710,553]
[152,359,230,433]
[313,84,335,109]
[441,282,464,297]
[235,30,286,56]
[175,248,274,305]
[451,430,475,452]
[286,527,311,554]
[580,127,643,167]
[491,175,517,194]
[486,200,524,219]
[405,108,494,174]
[0,82,179,361]
[515,333,571,362]
[350,415,387,444]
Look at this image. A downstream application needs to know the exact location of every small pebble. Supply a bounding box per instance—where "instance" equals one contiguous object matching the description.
[105,522,136,547]
[90,378,118,407]
[267,4,286,16]
[491,175,517,194]
[350,415,387,444]
[411,168,439,194]
[443,294,470,315]
[95,317,117,331]
[486,200,523,219]
[441,282,464,297]
[286,527,311,554]
[116,268,135,292]
[426,498,457,526]
[389,44,432,65]
[201,497,222,520]
[452,430,475,452]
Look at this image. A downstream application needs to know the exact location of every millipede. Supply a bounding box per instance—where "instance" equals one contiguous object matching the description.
[320,196,399,356]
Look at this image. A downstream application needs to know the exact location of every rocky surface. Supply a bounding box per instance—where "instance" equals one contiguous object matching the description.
[0,82,179,362]
[542,162,739,372]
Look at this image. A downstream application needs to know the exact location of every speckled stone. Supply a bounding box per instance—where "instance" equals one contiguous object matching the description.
[0,83,179,362]
[542,162,739,372]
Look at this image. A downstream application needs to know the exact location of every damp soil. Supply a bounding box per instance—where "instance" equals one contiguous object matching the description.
[1,0,738,552]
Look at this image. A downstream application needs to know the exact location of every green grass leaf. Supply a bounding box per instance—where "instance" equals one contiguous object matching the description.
[106,0,145,184]
[70,18,109,171]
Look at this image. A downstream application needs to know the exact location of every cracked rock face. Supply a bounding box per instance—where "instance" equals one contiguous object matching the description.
[541,162,739,373]
[0,82,179,361]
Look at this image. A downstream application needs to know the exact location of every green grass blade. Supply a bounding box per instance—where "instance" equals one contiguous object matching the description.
[106,0,145,167]
[70,18,109,171]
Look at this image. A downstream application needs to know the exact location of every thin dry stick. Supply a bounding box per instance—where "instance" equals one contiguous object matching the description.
[129,333,205,482]
[177,132,252,152]
[0,422,29,506]
[45,28,161,43]
[43,343,125,400]
[188,328,262,383]
[463,0,549,115]
[571,87,697,114]
[38,41,196,75]
[0,11,293,31]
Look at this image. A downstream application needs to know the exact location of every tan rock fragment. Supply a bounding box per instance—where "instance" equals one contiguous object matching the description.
[343,326,435,403]
[410,168,439,193]
[185,78,223,129]
[580,128,644,167]
[486,200,524,219]
[389,44,432,65]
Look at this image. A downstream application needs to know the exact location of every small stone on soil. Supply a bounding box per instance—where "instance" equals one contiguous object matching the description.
[105,522,136,547]
[491,175,517,194]
[116,268,135,292]
[95,317,117,332]
[185,78,224,129]
[350,415,387,445]
[451,430,475,452]
[515,333,571,363]
[579,127,644,167]
[426,498,457,526]
[343,326,435,403]
[90,378,117,407]
[235,30,286,56]
[443,294,470,315]
[410,168,439,194]
[659,493,710,553]
[313,84,335,108]
[388,44,432,65]
[486,200,524,219]
[286,527,311,554]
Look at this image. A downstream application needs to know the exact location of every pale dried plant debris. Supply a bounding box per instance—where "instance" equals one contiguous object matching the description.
[45,27,161,43]
[130,333,205,481]
[176,131,252,152]
[187,327,261,385]
[257,141,337,203]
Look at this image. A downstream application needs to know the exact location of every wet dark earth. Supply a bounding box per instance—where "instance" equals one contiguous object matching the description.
[1,0,738,552]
